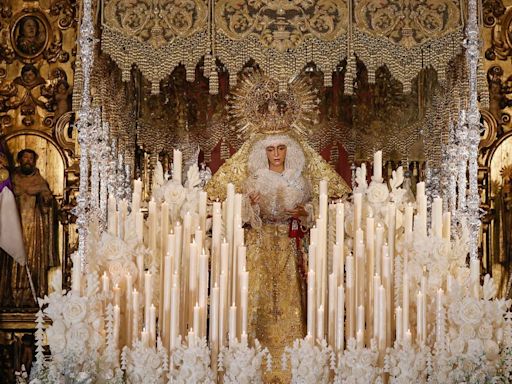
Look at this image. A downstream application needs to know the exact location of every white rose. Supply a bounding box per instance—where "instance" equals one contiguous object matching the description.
[450,337,465,355]
[484,340,500,361]
[477,321,493,340]
[459,297,483,325]
[467,339,484,358]
[460,323,476,340]
[366,183,389,204]
[165,182,186,206]
[62,295,87,326]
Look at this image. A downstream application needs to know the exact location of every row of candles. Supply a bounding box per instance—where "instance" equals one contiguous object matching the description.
[77,170,251,364]
[71,149,480,363]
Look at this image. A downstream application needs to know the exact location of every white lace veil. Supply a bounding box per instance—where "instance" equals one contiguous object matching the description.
[247,135,305,175]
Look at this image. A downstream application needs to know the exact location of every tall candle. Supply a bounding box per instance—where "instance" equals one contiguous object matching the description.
[307,270,316,338]
[317,305,325,340]
[102,272,109,295]
[378,285,386,350]
[432,197,443,238]
[169,284,179,350]
[373,150,383,182]
[113,284,121,307]
[346,255,355,339]
[144,272,153,330]
[229,304,237,345]
[141,328,149,348]
[395,306,402,342]
[113,304,120,349]
[336,286,345,351]
[132,288,139,344]
[199,191,207,231]
[442,212,451,240]
[173,149,182,185]
[71,253,81,293]
[149,304,156,347]
[193,303,200,339]
[353,193,362,230]
[417,291,423,344]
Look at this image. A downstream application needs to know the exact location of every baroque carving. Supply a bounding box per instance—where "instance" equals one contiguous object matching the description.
[355,0,462,48]
[215,0,348,52]
[10,9,52,60]
[102,0,207,49]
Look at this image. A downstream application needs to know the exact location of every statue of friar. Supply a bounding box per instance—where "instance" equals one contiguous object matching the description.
[1,149,60,307]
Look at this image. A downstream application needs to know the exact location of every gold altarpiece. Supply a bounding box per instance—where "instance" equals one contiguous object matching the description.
[0,0,79,379]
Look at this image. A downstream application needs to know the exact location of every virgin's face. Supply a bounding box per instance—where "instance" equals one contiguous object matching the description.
[22,18,38,38]
[266,144,287,169]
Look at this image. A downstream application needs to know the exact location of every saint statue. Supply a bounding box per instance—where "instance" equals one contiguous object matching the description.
[2,149,59,307]
[206,73,350,383]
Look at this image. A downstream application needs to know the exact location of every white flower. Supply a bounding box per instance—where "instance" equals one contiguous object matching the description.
[164,182,186,206]
[66,324,90,351]
[484,340,500,361]
[46,321,67,354]
[366,183,389,204]
[460,323,476,340]
[467,339,484,358]
[62,295,87,326]
[477,321,493,340]
[459,297,483,325]
[450,337,465,355]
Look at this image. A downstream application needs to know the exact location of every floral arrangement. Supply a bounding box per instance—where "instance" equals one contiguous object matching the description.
[282,337,332,384]
[168,336,215,384]
[334,338,381,384]
[218,337,271,384]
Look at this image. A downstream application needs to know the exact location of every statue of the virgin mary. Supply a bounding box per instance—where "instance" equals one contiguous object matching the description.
[206,73,350,383]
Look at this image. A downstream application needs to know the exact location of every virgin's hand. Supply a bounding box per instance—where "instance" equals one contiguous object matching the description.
[286,205,307,217]
[248,192,260,205]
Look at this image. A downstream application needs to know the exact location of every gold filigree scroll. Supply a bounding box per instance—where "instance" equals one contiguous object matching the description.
[215,0,348,52]
[102,0,207,49]
[355,0,462,48]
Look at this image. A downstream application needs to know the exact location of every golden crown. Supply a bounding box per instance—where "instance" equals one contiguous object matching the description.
[227,71,320,139]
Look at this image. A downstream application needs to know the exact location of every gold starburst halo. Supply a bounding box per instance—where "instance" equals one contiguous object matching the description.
[227,70,320,139]
[500,164,512,180]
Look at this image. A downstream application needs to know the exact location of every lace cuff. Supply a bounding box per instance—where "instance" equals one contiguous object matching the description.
[303,202,316,228]
[242,195,263,229]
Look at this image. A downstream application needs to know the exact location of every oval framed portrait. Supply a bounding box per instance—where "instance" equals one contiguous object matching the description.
[10,11,51,59]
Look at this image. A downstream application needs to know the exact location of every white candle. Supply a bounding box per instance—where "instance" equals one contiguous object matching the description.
[71,253,81,293]
[353,193,362,230]
[405,329,412,347]
[319,179,328,196]
[375,224,384,277]
[432,197,443,238]
[417,291,423,344]
[336,286,345,351]
[118,199,128,240]
[442,212,451,240]
[373,274,380,339]
[378,285,386,350]
[436,288,444,345]
[240,272,249,335]
[317,305,324,340]
[173,149,182,185]
[144,272,152,330]
[141,327,149,347]
[169,284,179,350]
[113,304,120,349]
[229,304,237,345]
[161,201,170,254]
[395,306,402,342]
[132,289,139,344]
[199,191,207,231]
[346,254,355,339]
[136,211,144,243]
[356,329,364,349]
[149,304,156,347]
[113,284,121,307]
[373,150,383,182]
[219,272,227,348]
[193,303,200,339]
[102,272,109,295]
[470,258,480,299]
[335,202,344,246]
[307,270,316,339]
[402,271,409,335]
[405,203,413,239]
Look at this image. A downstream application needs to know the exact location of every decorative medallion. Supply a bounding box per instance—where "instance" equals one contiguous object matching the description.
[102,0,207,49]
[10,9,52,60]
[355,0,462,48]
[215,0,348,52]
